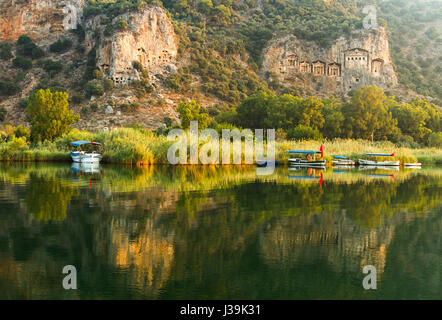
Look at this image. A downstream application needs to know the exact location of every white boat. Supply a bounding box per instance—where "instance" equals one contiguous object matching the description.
[289,158,326,167]
[358,159,400,166]
[332,159,355,166]
[70,140,102,163]
[404,163,422,167]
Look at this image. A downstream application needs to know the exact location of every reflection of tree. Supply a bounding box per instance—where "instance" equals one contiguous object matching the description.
[25,174,76,222]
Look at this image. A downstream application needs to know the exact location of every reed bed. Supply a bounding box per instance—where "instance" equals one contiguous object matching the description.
[0,129,441,165]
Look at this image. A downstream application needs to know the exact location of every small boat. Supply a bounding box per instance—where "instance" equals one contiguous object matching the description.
[70,140,102,163]
[404,163,422,167]
[358,152,399,166]
[332,156,355,166]
[286,146,326,167]
[358,159,400,166]
[289,158,326,167]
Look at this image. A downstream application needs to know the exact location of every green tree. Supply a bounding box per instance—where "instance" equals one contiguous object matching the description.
[343,86,400,141]
[177,100,210,130]
[26,89,80,142]
[321,96,344,139]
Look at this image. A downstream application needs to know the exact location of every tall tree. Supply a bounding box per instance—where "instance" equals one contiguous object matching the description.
[26,89,79,142]
[343,86,400,141]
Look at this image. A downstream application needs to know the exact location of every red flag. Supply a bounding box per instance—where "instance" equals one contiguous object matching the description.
[319,172,323,187]
[320,144,324,158]
[91,138,93,145]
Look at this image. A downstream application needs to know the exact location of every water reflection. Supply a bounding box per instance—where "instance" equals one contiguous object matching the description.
[0,163,440,299]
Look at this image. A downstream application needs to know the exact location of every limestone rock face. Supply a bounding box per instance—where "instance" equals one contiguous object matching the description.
[0,0,86,44]
[84,7,178,86]
[262,27,398,96]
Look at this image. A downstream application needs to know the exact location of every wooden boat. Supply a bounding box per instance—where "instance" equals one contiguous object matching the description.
[70,140,102,164]
[332,156,355,166]
[286,146,326,167]
[358,159,400,166]
[404,163,422,167]
[289,158,326,167]
[358,153,399,166]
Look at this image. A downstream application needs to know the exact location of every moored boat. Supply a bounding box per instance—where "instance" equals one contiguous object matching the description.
[70,140,102,163]
[358,159,400,166]
[289,158,326,167]
[332,156,355,166]
[358,152,399,166]
[404,163,422,167]
[286,145,326,167]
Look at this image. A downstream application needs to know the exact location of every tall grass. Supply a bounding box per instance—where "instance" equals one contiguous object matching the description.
[0,130,441,165]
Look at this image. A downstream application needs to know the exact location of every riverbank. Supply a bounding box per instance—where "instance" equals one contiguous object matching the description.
[0,128,441,165]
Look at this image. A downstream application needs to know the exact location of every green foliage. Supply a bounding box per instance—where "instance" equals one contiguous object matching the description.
[71,92,85,104]
[13,56,32,70]
[0,43,13,60]
[16,35,45,59]
[18,98,29,109]
[26,89,80,142]
[342,86,400,142]
[120,102,140,112]
[41,59,63,76]
[84,80,104,97]
[13,125,31,141]
[49,39,73,53]
[177,100,210,129]
[115,18,129,31]
[287,124,322,140]
[0,106,6,122]
[0,79,21,96]
[103,79,115,91]
[428,132,442,148]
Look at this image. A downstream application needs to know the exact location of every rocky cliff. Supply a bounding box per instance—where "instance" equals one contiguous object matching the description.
[0,0,86,44]
[262,27,398,96]
[84,7,178,86]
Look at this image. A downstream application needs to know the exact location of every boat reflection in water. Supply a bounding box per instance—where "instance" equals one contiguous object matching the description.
[70,162,101,174]
[358,165,400,171]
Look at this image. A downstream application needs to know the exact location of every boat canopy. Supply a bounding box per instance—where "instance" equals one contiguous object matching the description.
[334,156,348,159]
[366,153,394,157]
[70,140,102,147]
[286,150,321,154]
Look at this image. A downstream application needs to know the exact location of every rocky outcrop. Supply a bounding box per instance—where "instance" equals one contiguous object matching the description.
[84,7,178,86]
[0,0,86,44]
[262,27,398,96]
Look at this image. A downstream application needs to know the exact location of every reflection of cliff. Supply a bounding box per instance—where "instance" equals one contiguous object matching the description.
[107,218,174,297]
[259,212,403,280]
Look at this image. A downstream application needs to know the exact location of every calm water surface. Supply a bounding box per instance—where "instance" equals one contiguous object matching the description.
[0,163,440,299]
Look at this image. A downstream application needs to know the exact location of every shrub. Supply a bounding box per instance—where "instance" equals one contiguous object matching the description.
[13,56,32,70]
[287,125,322,140]
[71,92,85,104]
[0,106,6,122]
[120,102,140,112]
[13,125,31,141]
[0,79,21,96]
[16,35,44,59]
[103,79,114,91]
[84,80,104,97]
[0,43,13,60]
[42,59,63,76]
[115,18,129,31]
[428,132,442,148]
[49,39,73,53]
[18,98,29,109]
